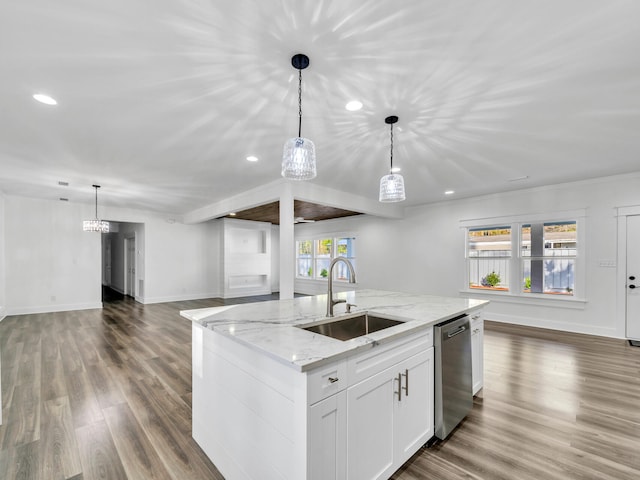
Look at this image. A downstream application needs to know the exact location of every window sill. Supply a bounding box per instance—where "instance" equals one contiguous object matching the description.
[459,289,586,309]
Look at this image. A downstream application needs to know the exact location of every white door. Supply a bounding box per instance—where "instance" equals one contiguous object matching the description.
[627,215,640,340]
[125,237,136,297]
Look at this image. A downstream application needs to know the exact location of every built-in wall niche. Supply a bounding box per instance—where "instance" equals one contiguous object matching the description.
[228,274,269,289]
[228,227,267,255]
[221,218,272,298]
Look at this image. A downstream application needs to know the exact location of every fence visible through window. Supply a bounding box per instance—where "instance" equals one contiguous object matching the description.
[467,221,577,295]
[468,226,511,291]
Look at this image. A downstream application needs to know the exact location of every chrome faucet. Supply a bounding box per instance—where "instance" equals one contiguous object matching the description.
[326,257,357,317]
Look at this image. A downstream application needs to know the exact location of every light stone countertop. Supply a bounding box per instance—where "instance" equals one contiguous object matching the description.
[180,289,488,372]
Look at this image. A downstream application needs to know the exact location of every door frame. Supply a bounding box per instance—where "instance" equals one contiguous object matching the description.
[124,234,136,298]
[616,205,640,339]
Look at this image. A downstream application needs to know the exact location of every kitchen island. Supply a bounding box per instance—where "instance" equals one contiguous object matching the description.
[181,289,487,480]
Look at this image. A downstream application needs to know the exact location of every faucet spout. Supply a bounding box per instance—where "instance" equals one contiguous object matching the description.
[326,257,357,317]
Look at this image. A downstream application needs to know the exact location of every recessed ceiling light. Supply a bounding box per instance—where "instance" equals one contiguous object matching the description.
[59,197,69,202]
[444,190,455,195]
[229,212,236,216]
[33,93,57,105]
[246,156,258,162]
[58,181,69,186]
[390,167,401,173]
[345,100,363,111]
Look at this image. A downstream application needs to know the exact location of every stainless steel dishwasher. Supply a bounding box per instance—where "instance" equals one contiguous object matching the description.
[434,314,473,440]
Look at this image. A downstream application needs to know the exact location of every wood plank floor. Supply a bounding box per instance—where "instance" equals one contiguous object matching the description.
[1,295,639,480]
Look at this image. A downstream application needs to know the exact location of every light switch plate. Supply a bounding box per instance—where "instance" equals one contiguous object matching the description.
[598,260,616,268]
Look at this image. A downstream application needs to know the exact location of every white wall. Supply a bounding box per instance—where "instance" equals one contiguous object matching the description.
[3,195,221,314]
[294,173,640,338]
[5,195,102,314]
[123,216,220,304]
[0,193,3,423]
[0,192,6,321]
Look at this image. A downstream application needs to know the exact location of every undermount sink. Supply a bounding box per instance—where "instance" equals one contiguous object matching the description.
[300,313,405,341]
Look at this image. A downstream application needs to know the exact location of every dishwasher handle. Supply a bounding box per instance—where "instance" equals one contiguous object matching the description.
[446,325,467,339]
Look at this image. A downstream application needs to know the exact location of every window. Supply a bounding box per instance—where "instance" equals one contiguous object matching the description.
[468,226,511,291]
[465,215,581,298]
[296,240,313,278]
[521,221,576,295]
[296,236,356,281]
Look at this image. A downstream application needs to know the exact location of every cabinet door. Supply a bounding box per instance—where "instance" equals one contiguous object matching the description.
[347,368,396,480]
[309,391,347,480]
[471,314,484,395]
[394,347,434,466]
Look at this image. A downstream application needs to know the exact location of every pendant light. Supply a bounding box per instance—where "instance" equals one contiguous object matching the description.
[379,115,406,202]
[282,53,316,180]
[83,185,110,233]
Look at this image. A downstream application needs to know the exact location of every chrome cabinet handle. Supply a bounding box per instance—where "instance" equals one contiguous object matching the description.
[328,377,339,384]
[395,373,402,401]
[402,369,409,397]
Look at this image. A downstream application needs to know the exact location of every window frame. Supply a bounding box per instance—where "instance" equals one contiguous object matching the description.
[467,225,512,292]
[295,235,356,283]
[461,210,586,303]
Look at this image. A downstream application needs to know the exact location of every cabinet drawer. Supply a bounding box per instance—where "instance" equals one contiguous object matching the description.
[470,310,484,335]
[307,360,348,405]
[347,328,433,386]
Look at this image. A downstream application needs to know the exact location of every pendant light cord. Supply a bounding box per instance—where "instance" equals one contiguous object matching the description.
[298,69,303,138]
[95,186,98,218]
[389,123,394,172]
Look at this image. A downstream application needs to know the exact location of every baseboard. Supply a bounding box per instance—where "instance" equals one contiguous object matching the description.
[7,302,103,316]
[488,312,620,338]
[141,292,221,305]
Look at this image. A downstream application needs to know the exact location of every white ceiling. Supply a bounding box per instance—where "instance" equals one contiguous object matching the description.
[1,1,639,216]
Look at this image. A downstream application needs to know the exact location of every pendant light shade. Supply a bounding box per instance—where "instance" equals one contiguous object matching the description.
[282,137,316,180]
[379,116,406,203]
[83,185,109,233]
[282,54,316,181]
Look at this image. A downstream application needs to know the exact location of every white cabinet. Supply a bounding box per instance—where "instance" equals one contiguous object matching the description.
[470,312,484,395]
[347,364,396,480]
[309,391,347,480]
[346,348,434,480]
[193,318,454,480]
[346,349,434,480]
[394,348,434,466]
[309,330,434,480]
